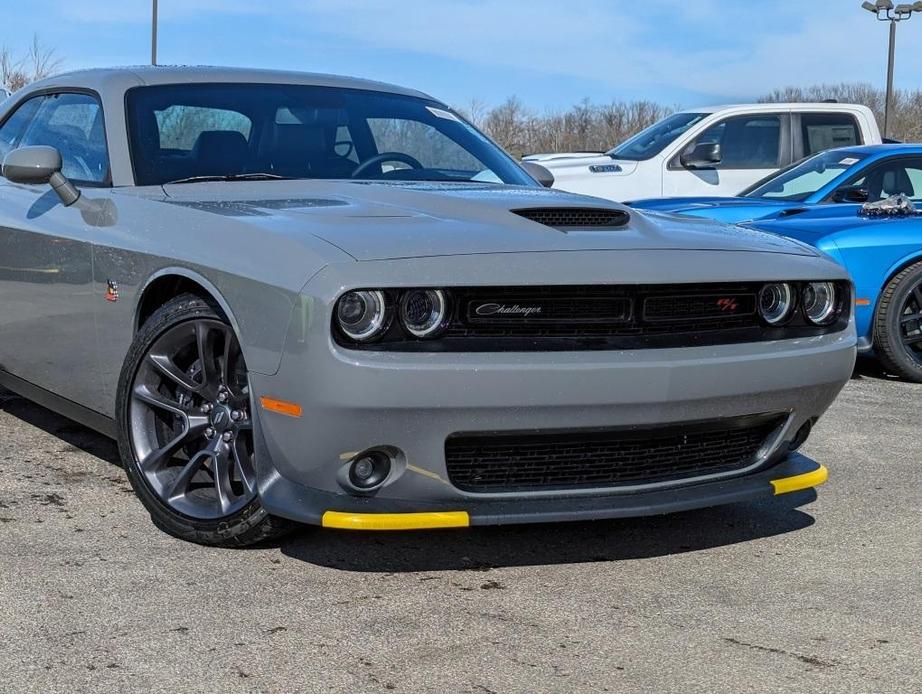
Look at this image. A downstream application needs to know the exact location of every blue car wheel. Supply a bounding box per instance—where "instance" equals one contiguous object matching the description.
[874,262,922,383]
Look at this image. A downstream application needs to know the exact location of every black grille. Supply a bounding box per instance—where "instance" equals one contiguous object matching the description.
[333,282,851,351]
[445,414,785,493]
[445,284,762,338]
[513,207,630,229]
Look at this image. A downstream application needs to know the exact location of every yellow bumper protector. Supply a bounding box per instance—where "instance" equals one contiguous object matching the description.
[321,510,470,530]
[770,464,829,495]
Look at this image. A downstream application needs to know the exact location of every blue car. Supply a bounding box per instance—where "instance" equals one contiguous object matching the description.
[630,145,922,381]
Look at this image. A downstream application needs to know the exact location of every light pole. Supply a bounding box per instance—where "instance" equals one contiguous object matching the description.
[861,1,922,138]
[151,0,159,66]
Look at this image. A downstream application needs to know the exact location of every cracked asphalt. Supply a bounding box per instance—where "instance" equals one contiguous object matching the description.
[0,359,919,693]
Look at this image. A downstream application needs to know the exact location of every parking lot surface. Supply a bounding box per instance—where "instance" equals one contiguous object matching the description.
[0,360,919,693]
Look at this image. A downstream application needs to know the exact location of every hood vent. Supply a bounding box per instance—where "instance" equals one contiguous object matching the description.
[513,207,630,230]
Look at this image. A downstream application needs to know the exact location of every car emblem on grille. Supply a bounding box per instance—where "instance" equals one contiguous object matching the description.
[716,297,740,312]
[474,303,543,317]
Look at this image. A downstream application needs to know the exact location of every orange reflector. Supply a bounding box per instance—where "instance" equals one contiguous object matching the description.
[260,396,303,418]
[855,298,871,306]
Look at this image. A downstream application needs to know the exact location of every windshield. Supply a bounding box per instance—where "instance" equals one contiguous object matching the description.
[125,84,534,187]
[742,150,868,201]
[607,112,708,161]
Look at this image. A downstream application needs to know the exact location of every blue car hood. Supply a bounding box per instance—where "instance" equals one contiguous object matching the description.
[629,196,803,224]
[744,204,865,241]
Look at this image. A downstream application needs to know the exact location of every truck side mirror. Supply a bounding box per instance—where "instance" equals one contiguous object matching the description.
[2,145,81,206]
[521,160,555,188]
[680,142,722,170]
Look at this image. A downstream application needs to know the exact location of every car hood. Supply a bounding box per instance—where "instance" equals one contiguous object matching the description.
[522,154,640,177]
[153,180,817,260]
[628,196,805,223]
[744,203,866,240]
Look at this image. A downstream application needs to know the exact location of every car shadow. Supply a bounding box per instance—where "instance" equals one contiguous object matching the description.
[277,493,817,572]
[850,355,900,382]
[1,386,819,570]
[0,387,121,466]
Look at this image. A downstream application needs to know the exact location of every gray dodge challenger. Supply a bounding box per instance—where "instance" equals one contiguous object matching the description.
[0,67,855,546]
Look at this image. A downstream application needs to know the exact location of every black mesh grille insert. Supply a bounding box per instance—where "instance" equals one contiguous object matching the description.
[445,414,785,493]
[513,207,630,229]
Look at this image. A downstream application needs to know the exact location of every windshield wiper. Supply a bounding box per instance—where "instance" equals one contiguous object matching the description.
[163,173,293,185]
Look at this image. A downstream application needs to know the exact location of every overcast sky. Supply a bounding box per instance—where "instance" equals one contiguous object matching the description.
[4,0,922,109]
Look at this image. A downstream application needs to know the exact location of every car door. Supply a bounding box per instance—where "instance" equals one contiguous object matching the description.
[662,113,789,197]
[0,91,110,408]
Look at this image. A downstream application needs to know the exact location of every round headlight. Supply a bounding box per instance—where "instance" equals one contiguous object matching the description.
[399,289,449,338]
[759,283,794,325]
[802,282,838,325]
[336,290,388,341]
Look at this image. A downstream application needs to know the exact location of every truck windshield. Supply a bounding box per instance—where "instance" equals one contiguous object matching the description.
[741,150,868,201]
[606,112,708,161]
[125,83,535,187]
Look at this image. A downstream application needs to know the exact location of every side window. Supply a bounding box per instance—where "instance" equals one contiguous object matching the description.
[687,115,781,169]
[0,95,43,160]
[20,93,110,184]
[846,158,922,202]
[801,113,861,157]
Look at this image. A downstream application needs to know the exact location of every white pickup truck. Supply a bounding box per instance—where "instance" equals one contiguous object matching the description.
[524,103,881,202]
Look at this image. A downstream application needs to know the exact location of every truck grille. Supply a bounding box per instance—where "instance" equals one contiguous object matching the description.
[445,414,785,493]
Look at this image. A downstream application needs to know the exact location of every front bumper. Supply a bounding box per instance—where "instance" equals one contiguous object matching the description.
[249,325,854,528]
[246,252,854,528]
[293,455,828,530]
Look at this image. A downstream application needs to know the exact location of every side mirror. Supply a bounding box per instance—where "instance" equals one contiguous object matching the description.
[2,145,80,205]
[521,160,555,188]
[832,185,869,204]
[680,142,722,170]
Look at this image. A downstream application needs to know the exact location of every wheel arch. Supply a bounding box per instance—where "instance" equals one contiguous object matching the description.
[135,268,242,340]
[880,251,922,294]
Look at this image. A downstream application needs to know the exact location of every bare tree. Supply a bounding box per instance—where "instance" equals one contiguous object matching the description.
[0,35,62,93]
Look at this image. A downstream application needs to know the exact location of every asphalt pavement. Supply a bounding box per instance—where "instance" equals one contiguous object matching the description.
[0,359,919,693]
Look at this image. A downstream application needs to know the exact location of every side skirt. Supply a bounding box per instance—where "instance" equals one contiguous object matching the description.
[0,369,117,439]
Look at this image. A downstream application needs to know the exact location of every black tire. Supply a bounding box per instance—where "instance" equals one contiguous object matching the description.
[116,293,294,547]
[874,263,922,383]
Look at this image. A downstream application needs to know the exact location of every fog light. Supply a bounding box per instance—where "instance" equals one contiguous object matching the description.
[349,451,391,489]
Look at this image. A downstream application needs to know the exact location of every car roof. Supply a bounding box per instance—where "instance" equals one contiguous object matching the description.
[21,65,432,100]
[826,143,922,156]
[676,103,873,115]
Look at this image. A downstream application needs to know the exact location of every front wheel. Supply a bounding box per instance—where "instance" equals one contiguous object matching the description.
[116,294,293,546]
[874,263,922,383]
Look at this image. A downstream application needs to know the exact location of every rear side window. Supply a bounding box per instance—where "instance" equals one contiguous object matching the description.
[801,113,861,157]
[0,95,43,159]
[688,115,781,169]
[155,105,252,151]
[19,92,110,185]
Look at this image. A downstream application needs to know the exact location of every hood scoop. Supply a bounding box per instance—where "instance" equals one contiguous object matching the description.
[513,207,630,231]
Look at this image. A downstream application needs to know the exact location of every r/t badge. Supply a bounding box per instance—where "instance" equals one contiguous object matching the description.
[105,279,119,303]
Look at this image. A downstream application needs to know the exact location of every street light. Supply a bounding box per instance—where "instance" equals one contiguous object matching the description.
[151,0,159,66]
[862,0,921,138]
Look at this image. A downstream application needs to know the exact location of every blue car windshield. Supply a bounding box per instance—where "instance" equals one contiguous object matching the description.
[607,112,708,160]
[742,150,869,201]
[125,84,535,187]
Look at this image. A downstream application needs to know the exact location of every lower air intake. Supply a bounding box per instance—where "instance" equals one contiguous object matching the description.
[445,414,785,493]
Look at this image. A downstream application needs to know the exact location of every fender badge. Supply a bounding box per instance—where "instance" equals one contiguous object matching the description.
[105,279,119,303]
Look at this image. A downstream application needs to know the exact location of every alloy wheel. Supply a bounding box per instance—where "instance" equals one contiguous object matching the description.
[128,319,257,520]
[899,283,922,365]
